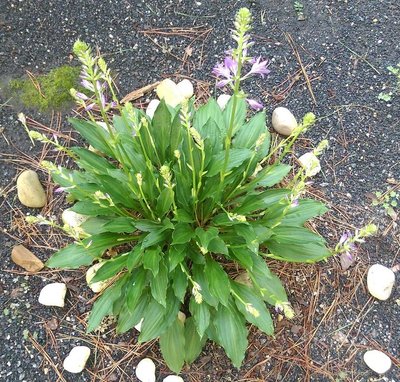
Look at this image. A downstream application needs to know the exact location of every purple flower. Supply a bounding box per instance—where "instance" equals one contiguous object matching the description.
[291,199,299,208]
[54,187,66,193]
[75,92,88,101]
[224,56,238,75]
[81,79,94,92]
[248,56,270,77]
[212,56,238,88]
[246,98,264,111]
[339,231,352,245]
[85,103,96,111]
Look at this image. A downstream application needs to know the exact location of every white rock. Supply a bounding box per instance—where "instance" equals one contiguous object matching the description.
[134,318,144,332]
[135,358,156,382]
[62,209,88,229]
[86,262,108,293]
[146,99,160,119]
[156,78,184,107]
[17,170,47,208]
[63,346,91,373]
[271,107,298,136]
[38,283,67,307]
[178,311,186,324]
[177,79,194,99]
[298,152,321,177]
[163,376,184,382]
[217,94,231,110]
[367,264,395,300]
[363,350,392,374]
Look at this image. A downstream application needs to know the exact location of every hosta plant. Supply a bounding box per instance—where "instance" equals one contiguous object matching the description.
[29,8,331,372]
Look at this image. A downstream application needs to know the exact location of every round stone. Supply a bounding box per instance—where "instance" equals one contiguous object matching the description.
[17,170,47,208]
[367,264,395,301]
[271,107,298,136]
[363,350,392,374]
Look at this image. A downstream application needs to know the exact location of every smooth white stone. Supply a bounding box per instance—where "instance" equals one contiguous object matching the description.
[62,209,88,229]
[271,107,298,136]
[38,283,67,307]
[163,376,184,382]
[156,78,184,107]
[217,94,231,110]
[86,262,108,293]
[17,170,47,208]
[146,99,160,119]
[298,152,321,177]
[367,264,395,300]
[363,350,392,374]
[177,79,194,99]
[135,358,156,382]
[63,346,91,373]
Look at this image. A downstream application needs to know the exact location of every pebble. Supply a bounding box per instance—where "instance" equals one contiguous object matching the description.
[156,78,193,107]
[217,94,231,110]
[146,99,160,119]
[38,283,67,307]
[86,262,108,293]
[298,152,321,177]
[367,264,395,300]
[176,79,194,99]
[63,346,91,373]
[163,376,184,382]
[62,209,88,229]
[271,107,298,136]
[135,358,156,382]
[11,244,44,272]
[363,350,392,374]
[16,170,47,208]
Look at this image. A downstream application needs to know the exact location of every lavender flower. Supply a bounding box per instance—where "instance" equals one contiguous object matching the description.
[75,92,88,101]
[81,79,94,92]
[212,56,238,88]
[246,98,263,111]
[244,56,270,78]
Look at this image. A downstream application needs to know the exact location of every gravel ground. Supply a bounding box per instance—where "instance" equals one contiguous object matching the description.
[0,0,399,381]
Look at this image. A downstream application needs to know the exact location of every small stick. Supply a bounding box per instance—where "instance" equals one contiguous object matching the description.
[120,81,160,103]
[338,40,380,75]
[285,32,317,104]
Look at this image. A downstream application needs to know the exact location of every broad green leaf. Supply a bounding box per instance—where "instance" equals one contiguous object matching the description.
[82,232,137,257]
[159,317,185,373]
[91,254,128,283]
[150,261,168,307]
[141,229,170,249]
[193,98,225,134]
[214,300,248,368]
[231,282,274,335]
[69,118,114,157]
[46,243,95,269]
[169,112,183,158]
[233,189,290,215]
[127,269,147,311]
[233,112,270,157]
[117,290,149,333]
[87,274,128,332]
[126,246,143,271]
[229,247,254,270]
[205,255,230,306]
[253,164,292,188]
[184,317,206,363]
[168,245,186,271]
[189,298,210,337]
[151,99,172,163]
[102,217,137,233]
[172,265,188,302]
[142,246,162,276]
[269,226,326,245]
[247,252,288,305]
[281,199,328,225]
[223,96,247,135]
[192,264,218,307]
[172,223,195,245]
[208,236,228,255]
[72,147,115,173]
[70,200,116,216]
[207,148,253,177]
[156,188,174,217]
[195,227,218,253]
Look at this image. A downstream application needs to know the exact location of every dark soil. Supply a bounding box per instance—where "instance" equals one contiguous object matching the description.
[0,1,399,381]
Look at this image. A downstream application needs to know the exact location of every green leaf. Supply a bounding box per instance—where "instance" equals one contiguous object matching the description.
[70,200,116,216]
[233,189,290,215]
[223,96,247,135]
[189,298,210,337]
[159,317,185,373]
[195,227,218,253]
[117,290,149,333]
[281,199,328,225]
[231,282,274,335]
[253,164,292,187]
[214,301,248,368]
[172,223,195,245]
[168,245,186,271]
[102,217,137,233]
[172,265,188,302]
[151,99,172,163]
[207,148,253,177]
[233,112,270,157]
[205,255,230,306]
[184,317,206,363]
[87,275,128,332]
[126,246,143,271]
[91,254,128,283]
[208,236,228,255]
[46,243,95,269]
[156,188,174,217]
[72,147,116,173]
[143,247,162,276]
[69,118,114,157]
[193,98,225,134]
[247,252,288,305]
[141,228,171,249]
[229,247,254,270]
[150,261,168,307]
[192,264,218,307]
[127,269,148,311]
